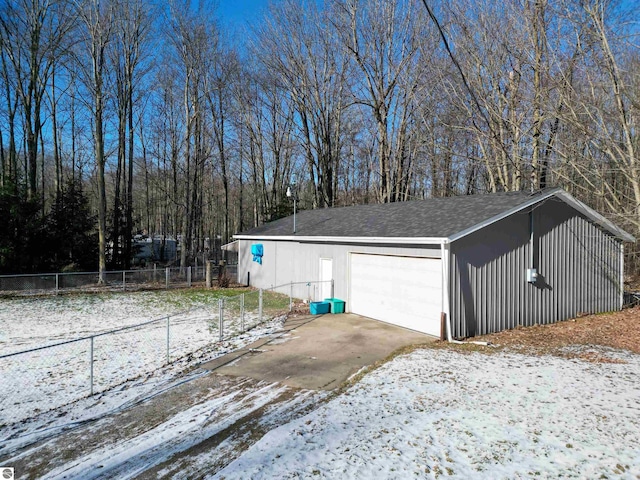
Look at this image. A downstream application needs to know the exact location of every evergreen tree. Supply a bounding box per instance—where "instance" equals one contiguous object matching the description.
[0,183,44,274]
[46,180,98,272]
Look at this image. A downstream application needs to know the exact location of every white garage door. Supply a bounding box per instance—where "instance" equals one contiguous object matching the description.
[349,253,442,336]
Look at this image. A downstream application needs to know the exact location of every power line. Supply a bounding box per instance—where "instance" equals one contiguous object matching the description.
[420,0,516,169]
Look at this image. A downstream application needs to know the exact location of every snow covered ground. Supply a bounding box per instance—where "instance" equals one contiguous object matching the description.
[216,347,640,479]
[0,316,289,459]
[2,325,639,478]
[0,290,277,426]
[3,294,639,478]
[0,290,241,354]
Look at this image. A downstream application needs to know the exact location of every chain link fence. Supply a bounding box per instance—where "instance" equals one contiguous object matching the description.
[0,265,239,296]
[0,280,330,426]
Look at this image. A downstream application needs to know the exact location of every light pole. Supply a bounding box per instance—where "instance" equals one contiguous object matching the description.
[286,178,297,234]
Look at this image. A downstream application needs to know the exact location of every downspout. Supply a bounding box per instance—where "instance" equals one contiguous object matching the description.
[441,240,489,346]
[527,208,538,283]
[441,241,451,341]
[530,210,534,268]
[620,242,624,310]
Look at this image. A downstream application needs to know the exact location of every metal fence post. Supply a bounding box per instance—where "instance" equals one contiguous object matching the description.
[219,298,224,341]
[123,271,126,291]
[259,289,263,322]
[187,266,192,287]
[290,281,293,312]
[166,316,170,364]
[240,293,245,332]
[165,267,170,289]
[55,273,59,296]
[89,336,94,396]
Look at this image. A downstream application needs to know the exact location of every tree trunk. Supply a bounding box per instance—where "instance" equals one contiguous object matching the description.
[125,79,134,269]
[96,92,107,284]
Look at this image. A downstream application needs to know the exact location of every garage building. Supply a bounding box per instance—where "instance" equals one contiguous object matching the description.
[233,188,635,339]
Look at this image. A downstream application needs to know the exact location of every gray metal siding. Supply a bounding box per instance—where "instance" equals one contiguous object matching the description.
[449,199,622,338]
[238,239,441,305]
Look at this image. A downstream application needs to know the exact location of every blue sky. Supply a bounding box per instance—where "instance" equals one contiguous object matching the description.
[216,0,637,30]
[217,0,268,27]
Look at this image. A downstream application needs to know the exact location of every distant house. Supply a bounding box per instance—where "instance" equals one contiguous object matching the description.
[233,188,634,339]
[151,236,178,263]
[132,236,178,266]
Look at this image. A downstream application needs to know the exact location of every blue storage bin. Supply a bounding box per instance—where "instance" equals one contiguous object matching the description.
[324,298,345,314]
[310,301,330,315]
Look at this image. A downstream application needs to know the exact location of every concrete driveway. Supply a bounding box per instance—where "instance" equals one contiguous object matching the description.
[200,313,435,390]
[4,314,435,478]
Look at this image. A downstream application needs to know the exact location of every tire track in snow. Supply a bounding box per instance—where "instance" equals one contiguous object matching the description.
[3,373,325,480]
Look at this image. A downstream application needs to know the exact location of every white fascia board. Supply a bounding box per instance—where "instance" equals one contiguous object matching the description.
[233,235,447,245]
[448,190,561,243]
[448,189,636,243]
[554,191,636,243]
[221,240,239,252]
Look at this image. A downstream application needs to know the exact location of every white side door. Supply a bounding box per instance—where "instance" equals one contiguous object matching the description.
[319,258,333,301]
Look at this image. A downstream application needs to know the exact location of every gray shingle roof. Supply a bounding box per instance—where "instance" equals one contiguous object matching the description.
[237,189,562,239]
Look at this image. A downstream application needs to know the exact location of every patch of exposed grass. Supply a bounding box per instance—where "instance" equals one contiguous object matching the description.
[239,290,290,315]
[422,340,503,355]
[111,288,253,314]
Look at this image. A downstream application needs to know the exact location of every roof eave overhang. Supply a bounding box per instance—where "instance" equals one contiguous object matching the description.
[233,235,448,245]
[555,190,635,242]
[221,240,239,252]
[448,189,635,243]
[234,189,635,245]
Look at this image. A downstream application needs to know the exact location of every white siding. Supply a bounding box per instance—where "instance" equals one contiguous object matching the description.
[238,240,441,305]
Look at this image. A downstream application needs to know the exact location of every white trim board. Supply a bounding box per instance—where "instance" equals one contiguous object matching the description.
[448,189,634,243]
[234,235,447,245]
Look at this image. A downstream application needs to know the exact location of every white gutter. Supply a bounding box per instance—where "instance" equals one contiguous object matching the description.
[233,235,447,245]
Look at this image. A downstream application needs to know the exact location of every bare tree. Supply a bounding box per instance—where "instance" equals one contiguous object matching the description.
[0,0,73,201]
[75,0,113,283]
[333,0,428,203]
[0,32,20,191]
[431,0,564,193]
[552,0,640,230]
[165,0,218,267]
[109,0,151,267]
[255,0,351,208]
[206,42,237,243]
[235,60,298,225]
